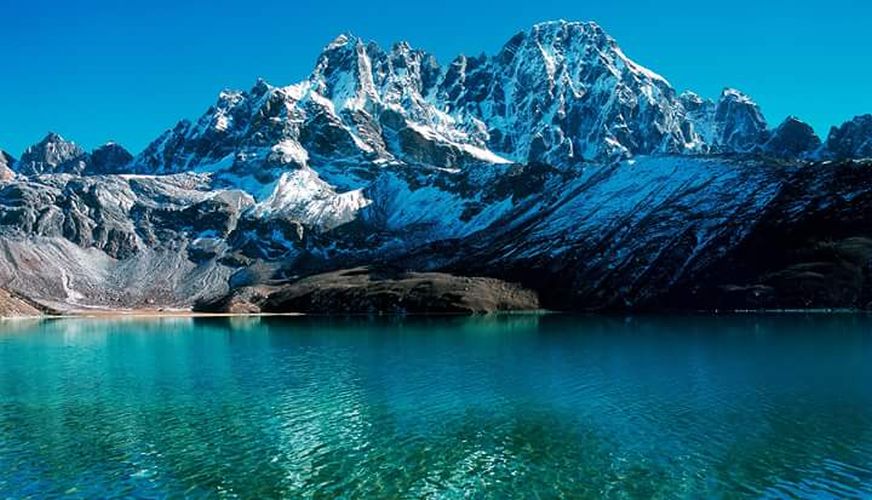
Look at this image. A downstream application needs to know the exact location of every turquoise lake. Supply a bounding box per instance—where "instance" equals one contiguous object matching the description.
[1,314,872,498]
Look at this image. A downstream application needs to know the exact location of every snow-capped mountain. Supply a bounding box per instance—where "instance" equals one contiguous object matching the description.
[132,36,509,187]
[680,88,770,153]
[438,21,701,162]
[1,20,872,313]
[125,20,802,188]
[124,19,869,189]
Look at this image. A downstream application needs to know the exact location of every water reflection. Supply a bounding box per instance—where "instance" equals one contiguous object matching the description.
[0,314,871,497]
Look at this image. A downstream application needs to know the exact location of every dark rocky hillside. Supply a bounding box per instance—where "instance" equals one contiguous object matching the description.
[2,21,872,314]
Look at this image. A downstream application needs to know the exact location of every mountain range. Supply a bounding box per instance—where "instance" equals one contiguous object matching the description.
[2,20,872,314]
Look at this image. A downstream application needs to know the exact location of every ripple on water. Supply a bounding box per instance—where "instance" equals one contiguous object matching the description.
[0,314,871,497]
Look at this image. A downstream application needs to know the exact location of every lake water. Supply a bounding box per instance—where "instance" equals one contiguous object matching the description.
[1,314,871,498]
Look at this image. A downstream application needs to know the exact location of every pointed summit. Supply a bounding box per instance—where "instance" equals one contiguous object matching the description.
[17,132,88,176]
[712,88,768,152]
[250,77,272,97]
[89,142,133,175]
[681,88,769,153]
[42,131,65,143]
[441,19,689,162]
[125,19,864,179]
[325,33,355,51]
[763,116,821,158]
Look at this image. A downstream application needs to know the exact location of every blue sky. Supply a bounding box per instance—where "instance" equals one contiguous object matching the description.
[2,0,870,156]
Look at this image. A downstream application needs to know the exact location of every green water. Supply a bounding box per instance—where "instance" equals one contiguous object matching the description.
[1,314,871,498]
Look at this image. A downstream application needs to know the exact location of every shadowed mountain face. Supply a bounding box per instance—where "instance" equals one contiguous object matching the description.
[764,117,822,158]
[1,21,872,313]
[824,115,872,160]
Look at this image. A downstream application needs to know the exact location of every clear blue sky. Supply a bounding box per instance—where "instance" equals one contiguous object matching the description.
[2,0,870,156]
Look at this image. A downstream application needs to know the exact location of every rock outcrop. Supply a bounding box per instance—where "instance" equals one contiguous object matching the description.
[0,288,45,317]
[763,116,821,158]
[0,151,15,181]
[16,133,88,176]
[88,142,134,174]
[823,114,872,160]
[196,268,539,314]
[1,22,871,313]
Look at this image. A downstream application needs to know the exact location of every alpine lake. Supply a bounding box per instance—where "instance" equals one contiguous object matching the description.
[1,313,871,498]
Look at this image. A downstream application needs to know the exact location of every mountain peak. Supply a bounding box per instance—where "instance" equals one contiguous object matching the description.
[824,114,872,159]
[763,116,820,158]
[442,18,686,161]
[522,19,612,48]
[107,19,872,182]
[679,91,707,106]
[17,133,87,175]
[391,40,413,53]
[247,77,273,98]
[39,131,68,145]
[89,142,134,175]
[529,19,604,34]
[706,88,768,152]
[721,88,756,103]
[326,33,356,50]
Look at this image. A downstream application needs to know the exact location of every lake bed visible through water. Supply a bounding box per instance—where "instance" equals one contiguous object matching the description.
[1,314,871,497]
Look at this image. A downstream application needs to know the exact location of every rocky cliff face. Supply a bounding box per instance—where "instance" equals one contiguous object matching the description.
[437,21,699,163]
[823,114,872,160]
[125,20,808,187]
[14,134,134,177]
[435,157,872,311]
[763,117,821,158]
[89,143,134,174]
[17,133,89,175]
[2,21,872,313]
[0,151,15,181]
[0,288,45,317]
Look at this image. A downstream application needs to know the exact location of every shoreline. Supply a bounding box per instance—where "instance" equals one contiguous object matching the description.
[0,309,306,321]
[1,308,556,321]
[2,305,870,321]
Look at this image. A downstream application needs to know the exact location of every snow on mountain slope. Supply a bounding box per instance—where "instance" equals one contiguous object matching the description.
[361,167,515,240]
[3,21,872,311]
[253,167,371,231]
[679,88,770,153]
[124,20,787,223]
[437,21,703,163]
[426,156,805,308]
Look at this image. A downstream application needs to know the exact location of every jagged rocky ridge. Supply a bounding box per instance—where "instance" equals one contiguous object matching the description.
[13,133,134,177]
[1,20,872,313]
